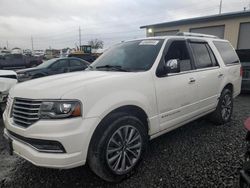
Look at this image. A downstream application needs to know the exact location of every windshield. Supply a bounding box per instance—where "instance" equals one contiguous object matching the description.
[37,59,57,68]
[90,39,164,71]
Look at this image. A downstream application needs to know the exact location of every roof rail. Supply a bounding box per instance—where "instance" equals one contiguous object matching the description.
[176,32,219,39]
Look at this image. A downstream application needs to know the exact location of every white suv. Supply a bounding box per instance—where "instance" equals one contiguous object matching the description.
[3,33,242,182]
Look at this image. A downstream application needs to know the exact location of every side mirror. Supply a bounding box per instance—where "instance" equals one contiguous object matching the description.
[164,59,180,74]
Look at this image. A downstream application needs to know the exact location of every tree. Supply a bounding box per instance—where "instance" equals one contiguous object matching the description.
[88,39,104,49]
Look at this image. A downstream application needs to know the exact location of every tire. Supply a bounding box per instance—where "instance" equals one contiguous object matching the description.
[209,88,233,125]
[88,112,148,182]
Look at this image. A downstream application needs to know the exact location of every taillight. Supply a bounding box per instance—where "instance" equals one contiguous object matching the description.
[240,66,243,77]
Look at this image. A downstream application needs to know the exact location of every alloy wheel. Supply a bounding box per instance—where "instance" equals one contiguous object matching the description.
[106,125,142,175]
[221,94,232,121]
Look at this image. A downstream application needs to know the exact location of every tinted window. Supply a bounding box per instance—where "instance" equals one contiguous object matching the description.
[70,59,85,67]
[165,41,192,72]
[190,43,213,69]
[91,39,164,71]
[51,59,68,69]
[213,41,239,65]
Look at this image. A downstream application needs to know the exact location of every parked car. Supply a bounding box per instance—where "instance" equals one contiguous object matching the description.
[0,70,17,114]
[16,57,90,82]
[0,53,42,69]
[32,50,45,58]
[3,33,242,182]
[23,49,32,57]
[236,50,250,92]
[0,49,11,58]
[242,62,250,92]
[240,117,250,187]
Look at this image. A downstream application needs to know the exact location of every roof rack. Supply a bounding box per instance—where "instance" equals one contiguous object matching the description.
[176,32,219,39]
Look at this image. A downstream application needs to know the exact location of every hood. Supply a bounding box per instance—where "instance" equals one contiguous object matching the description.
[16,67,42,74]
[10,71,130,99]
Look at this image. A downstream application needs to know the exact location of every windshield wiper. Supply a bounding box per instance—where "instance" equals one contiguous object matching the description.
[95,65,129,72]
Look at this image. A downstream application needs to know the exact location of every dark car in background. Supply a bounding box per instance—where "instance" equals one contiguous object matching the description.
[16,57,90,82]
[0,53,43,69]
[237,50,250,92]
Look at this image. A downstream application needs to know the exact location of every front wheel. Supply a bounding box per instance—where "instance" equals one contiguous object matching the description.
[88,112,148,182]
[209,88,233,125]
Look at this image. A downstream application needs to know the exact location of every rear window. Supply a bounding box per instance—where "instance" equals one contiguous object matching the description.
[213,41,239,65]
[190,43,213,69]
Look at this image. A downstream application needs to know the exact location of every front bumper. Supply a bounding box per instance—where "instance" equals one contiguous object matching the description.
[3,111,100,169]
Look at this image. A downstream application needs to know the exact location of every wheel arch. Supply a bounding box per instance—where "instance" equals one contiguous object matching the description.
[222,83,233,93]
[87,105,149,181]
[91,105,149,139]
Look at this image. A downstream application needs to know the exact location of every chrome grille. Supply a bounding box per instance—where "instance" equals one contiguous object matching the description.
[12,98,42,128]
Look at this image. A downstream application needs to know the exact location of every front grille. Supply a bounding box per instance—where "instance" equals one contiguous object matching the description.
[12,98,42,128]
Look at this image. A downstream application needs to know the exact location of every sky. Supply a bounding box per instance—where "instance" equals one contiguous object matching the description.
[0,0,249,50]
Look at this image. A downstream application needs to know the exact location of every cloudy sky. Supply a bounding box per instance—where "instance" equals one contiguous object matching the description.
[0,0,249,50]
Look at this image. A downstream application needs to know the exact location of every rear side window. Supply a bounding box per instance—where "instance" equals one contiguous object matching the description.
[213,41,239,65]
[190,43,213,69]
[70,59,85,67]
[51,59,68,69]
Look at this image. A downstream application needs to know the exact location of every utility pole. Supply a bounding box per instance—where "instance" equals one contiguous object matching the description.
[6,41,9,49]
[219,0,222,14]
[79,26,82,48]
[31,36,34,51]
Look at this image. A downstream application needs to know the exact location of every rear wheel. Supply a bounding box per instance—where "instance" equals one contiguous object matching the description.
[88,112,148,182]
[209,88,233,125]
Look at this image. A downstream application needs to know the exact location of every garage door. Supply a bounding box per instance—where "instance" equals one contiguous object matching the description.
[238,22,250,50]
[154,30,179,36]
[190,25,225,39]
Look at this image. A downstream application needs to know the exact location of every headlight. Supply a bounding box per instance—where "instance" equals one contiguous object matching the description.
[18,73,28,78]
[39,100,82,119]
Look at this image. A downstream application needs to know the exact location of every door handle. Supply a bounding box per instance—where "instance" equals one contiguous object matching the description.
[189,78,196,84]
[218,73,224,78]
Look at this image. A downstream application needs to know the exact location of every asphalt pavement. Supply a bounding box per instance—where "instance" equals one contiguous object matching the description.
[0,94,250,188]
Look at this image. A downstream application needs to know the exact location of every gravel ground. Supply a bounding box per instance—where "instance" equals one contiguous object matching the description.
[0,94,250,188]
